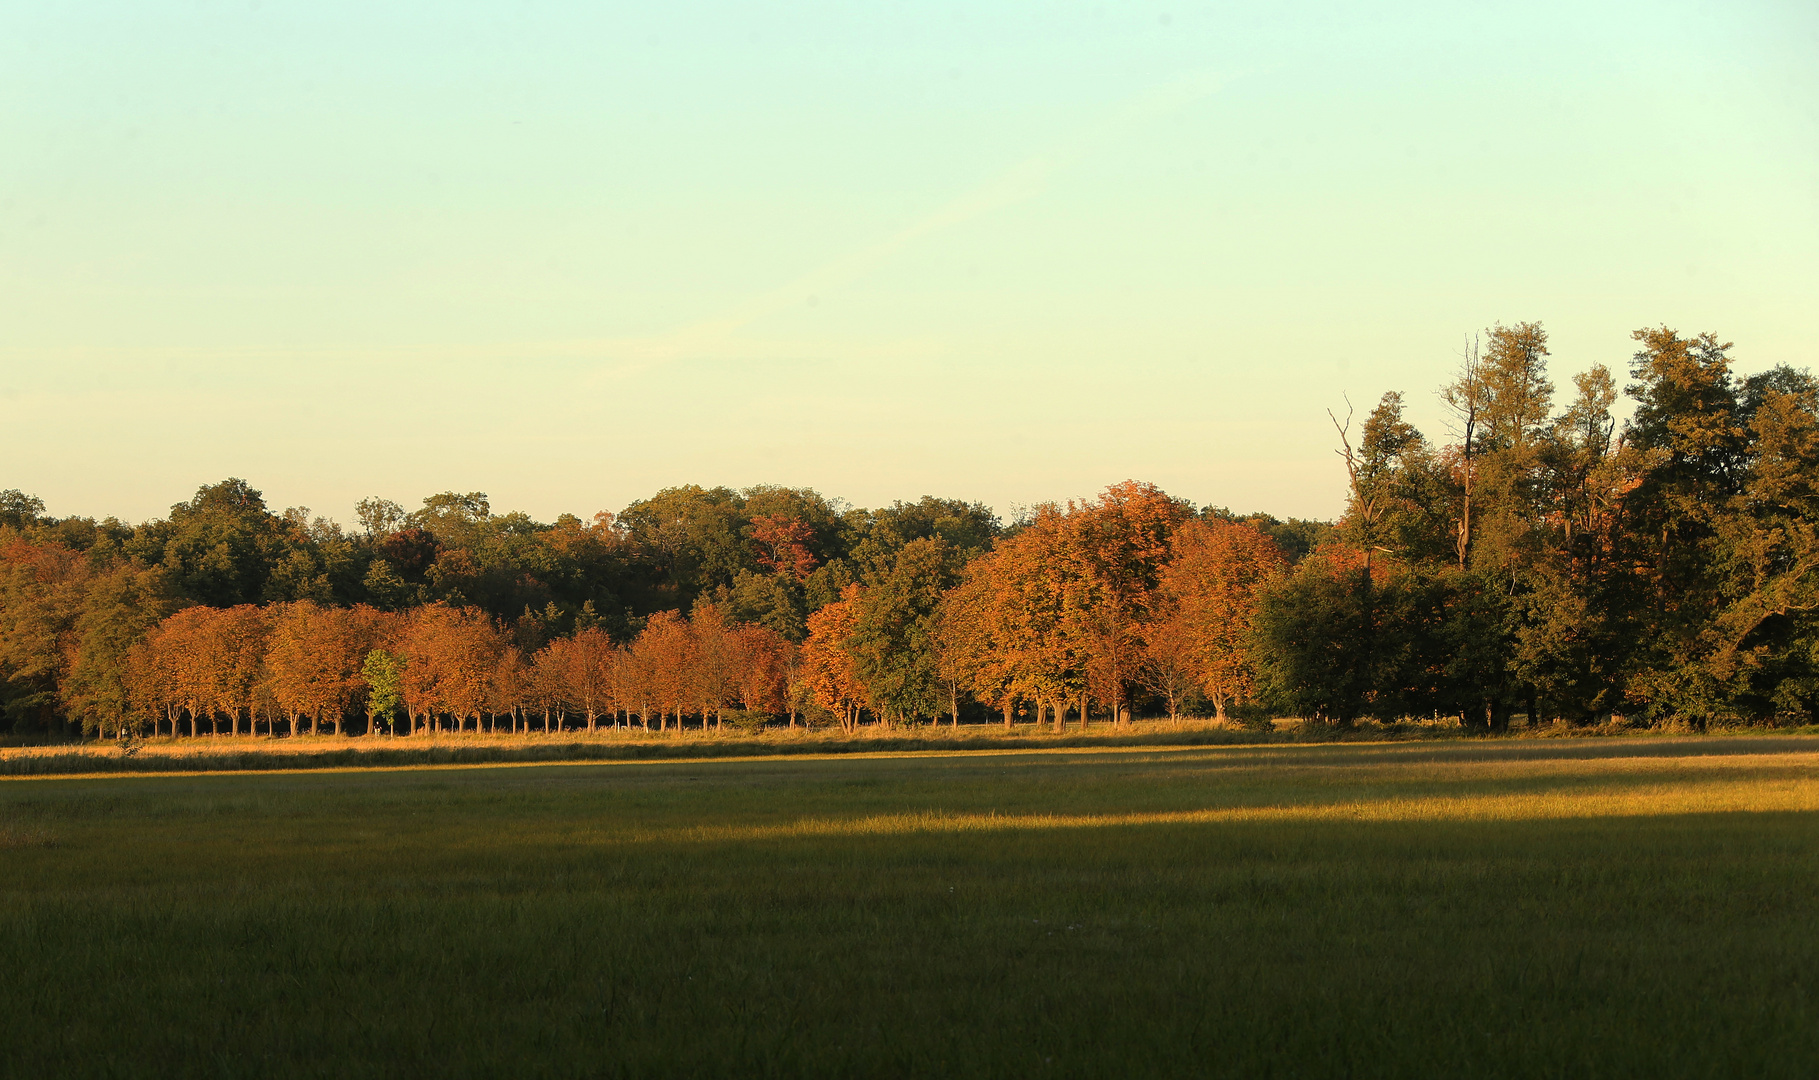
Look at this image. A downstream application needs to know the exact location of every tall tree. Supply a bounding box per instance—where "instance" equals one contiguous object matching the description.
[128,479,307,607]
[803,586,866,732]
[689,604,740,731]
[62,565,179,738]
[0,534,91,733]
[399,605,501,735]
[849,537,961,725]
[558,626,615,732]
[634,610,695,733]
[732,624,792,721]
[1073,480,1192,726]
[935,564,1019,726]
[1151,519,1287,721]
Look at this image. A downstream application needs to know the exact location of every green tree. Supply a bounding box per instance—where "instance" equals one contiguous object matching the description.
[1618,328,1747,723]
[0,490,46,530]
[61,565,179,738]
[408,492,493,548]
[618,485,751,611]
[849,538,962,724]
[362,649,405,736]
[848,497,998,581]
[127,479,306,607]
[1251,551,1388,725]
[720,569,808,641]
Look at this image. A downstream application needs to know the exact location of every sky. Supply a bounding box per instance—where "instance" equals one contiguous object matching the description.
[3,1,1815,527]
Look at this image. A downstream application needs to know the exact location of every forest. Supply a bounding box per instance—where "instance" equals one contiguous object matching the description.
[2,323,1815,738]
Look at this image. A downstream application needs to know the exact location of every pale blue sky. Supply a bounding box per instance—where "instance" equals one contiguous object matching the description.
[3,1,1814,525]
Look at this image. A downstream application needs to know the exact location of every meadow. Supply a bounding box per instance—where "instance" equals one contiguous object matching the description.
[3,738,1817,1077]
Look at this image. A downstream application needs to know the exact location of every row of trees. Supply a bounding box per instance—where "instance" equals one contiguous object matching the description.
[42,481,1286,738]
[4,322,1815,736]
[1,481,1291,737]
[115,601,805,738]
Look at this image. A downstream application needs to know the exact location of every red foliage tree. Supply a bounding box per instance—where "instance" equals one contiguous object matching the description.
[749,514,818,580]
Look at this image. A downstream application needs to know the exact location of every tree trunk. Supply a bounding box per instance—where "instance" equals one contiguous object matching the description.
[1003,699,1013,728]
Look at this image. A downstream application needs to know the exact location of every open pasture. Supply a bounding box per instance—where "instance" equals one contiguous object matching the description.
[4,738,1817,1077]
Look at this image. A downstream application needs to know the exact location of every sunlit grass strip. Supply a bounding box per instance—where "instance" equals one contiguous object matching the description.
[0,723,1295,774]
[632,776,1819,846]
[14,730,1819,781]
[7,723,1815,779]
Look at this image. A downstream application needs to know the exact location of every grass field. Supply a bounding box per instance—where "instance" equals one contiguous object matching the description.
[4,739,1817,1077]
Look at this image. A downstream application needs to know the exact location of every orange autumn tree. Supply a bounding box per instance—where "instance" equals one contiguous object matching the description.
[1138,595,1201,723]
[489,645,529,733]
[934,566,1017,726]
[1073,481,1192,726]
[689,603,740,731]
[634,610,694,733]
[802,584,865,731]
[732,623,793,721]
[1150,519,1288,720]
[399,604,501,734]
[202,605,269,737]
[141,606,215,736]
[932,482,1189,729]
[609,642,652,731]
[266,601,331,736]
[933,507,1081,729]
[992,505,1089,730]
[748,514,819,580]
[0,535,89,733]
[268,601,391,736]
[543,626,614,731]
[948,501,1103,730]
[528,640,568,732]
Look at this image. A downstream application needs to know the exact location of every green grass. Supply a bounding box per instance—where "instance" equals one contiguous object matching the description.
[3,739,1817,1078]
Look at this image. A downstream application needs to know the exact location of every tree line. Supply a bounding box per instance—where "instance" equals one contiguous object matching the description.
[2,322,1814,737]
